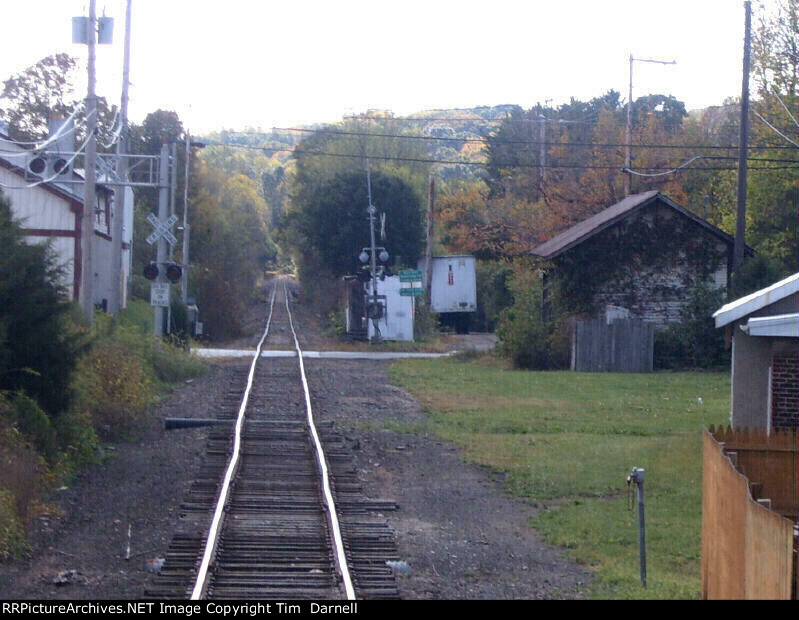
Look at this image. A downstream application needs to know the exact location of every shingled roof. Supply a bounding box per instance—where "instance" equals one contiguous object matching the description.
[531,191,742,260]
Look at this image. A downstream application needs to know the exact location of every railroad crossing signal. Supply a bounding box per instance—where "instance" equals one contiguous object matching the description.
[143,262,182,283]
[146,213,178,246]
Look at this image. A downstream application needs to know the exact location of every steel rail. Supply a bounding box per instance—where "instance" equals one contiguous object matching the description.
[283,282,357,600]
[190,284,278,600]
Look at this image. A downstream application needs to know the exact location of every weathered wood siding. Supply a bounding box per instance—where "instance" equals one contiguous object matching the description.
[572,319,654,372]
[589,203,729,325]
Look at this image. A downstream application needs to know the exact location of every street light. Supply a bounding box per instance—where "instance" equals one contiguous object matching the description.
[625,54,676,196]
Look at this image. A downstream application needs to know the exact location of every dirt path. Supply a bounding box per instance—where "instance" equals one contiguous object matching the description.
[0,279,590,599]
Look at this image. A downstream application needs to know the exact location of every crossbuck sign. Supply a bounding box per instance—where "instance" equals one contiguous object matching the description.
[146,213,178,246]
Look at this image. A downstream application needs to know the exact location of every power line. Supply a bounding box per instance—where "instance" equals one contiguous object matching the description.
[252,125,799,152]
[0,124,95,190]
[342,114,600,125]
[755,111,799,148]
[202,140,799,172]
[0,102,88,151]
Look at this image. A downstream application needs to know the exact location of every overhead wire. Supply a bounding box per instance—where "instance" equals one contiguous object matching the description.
[249,125,799,152]
[342,113,599,124]
[754,111,799,148]
[771,89,798,128]
[99,106,123,149]
[202,139,799,172]
[0,101,86,151]
[624,156,707,177]
[0,112,96,190]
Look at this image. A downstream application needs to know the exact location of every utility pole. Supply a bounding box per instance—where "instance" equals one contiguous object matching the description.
[80,0,98,324]
[424,175,435,306]
[625,55,633,196]
[539,114,547,189]
[154,143,170,338]
[167,142,177,333]
[365,158,380,343]
[181,137,205,304]
[734,0,752,275]
[109,0,132,316]
[181,134,191,303]
[625,55,676,196]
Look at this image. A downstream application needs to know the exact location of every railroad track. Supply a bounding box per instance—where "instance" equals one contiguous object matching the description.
[145,278,400,600]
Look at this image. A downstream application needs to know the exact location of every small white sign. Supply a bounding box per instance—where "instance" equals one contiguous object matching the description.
[150,282,171,307]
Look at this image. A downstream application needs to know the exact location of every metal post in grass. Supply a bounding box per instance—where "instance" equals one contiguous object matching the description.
[627,467,647,587]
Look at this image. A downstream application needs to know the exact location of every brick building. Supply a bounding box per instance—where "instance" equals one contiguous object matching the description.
[713,273,799,431]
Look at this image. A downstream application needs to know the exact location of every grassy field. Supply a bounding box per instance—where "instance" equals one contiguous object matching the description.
[387,355,731,599]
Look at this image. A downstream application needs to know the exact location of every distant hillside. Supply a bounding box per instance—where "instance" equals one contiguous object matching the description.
[198,105,521,182]
[342,104,522,181]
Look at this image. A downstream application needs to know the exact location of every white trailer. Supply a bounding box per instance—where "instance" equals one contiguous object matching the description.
[418,255,477,333]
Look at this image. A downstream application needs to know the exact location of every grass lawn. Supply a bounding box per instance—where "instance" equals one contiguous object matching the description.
[388,355,730,599]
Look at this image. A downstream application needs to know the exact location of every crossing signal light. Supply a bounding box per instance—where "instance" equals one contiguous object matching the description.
[28,156,47,175]
[357,268,371,282]
[143,263,159,280]
[165,263,182,283]
[52,158,70,175]
[27,155,70,177]
[144,262,182,282]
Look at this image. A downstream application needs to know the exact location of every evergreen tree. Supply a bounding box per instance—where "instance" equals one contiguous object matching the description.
[0,191,80,417]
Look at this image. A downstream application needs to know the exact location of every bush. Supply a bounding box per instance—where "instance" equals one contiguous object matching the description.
[130,274,152,302]
[6,391,57,463]
[730,253,786,299]
[0,488,27,559]
[328,308,346,337]
[653,328,685,370]
[414,299,439,342]
[0,409,46,557]
[52,407,98,473]
[654,284,729,369]
[475,260,514,331]
[73,338,157,439]
[72,313,207,439]
[147,334,207,383]
[496,266,565,369]
[296,255,342,319]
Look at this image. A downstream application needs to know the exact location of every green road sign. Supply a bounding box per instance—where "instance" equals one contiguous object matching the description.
[399,269,423,282]
[399,287,424,296]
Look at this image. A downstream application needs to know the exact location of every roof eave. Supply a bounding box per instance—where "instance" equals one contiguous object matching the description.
[713,273,799,328]
[531,191,745,260]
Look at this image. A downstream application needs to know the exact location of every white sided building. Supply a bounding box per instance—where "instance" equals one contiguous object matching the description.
[366,275,415,342]
[0,126,120,308]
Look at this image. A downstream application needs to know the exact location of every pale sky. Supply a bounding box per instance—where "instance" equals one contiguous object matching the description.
[0,0,753,134]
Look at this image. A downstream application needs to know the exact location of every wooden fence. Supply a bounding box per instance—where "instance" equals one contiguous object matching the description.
[701,426,798,599]
[571,319,654,372]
